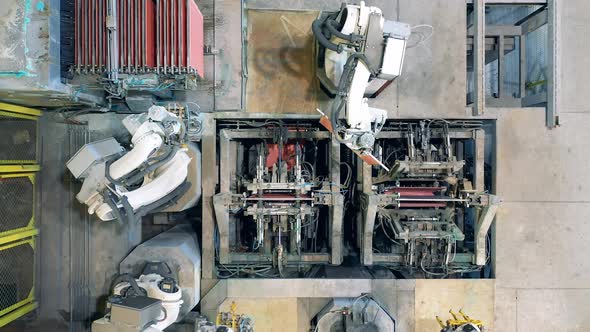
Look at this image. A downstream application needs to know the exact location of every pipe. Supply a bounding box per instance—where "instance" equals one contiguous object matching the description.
[135,181,191,217]
[122,145,178,186]
[109,132,164,180]
[325,19,356,41]
[312,18,343,53]
[107,0,119,81]
[111,274,145,296]
[123,150,191,210]
[398,202,447,208]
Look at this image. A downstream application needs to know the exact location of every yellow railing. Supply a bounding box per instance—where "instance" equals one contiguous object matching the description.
[0,103,40,327]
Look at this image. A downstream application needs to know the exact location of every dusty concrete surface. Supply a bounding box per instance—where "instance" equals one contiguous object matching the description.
[214,0,244,111]
[31,114,141,330]
[395,0,467,118]
[489,1,590,331]
[415,280,495,332]
[245,10,320,114]
[241,0,467,118]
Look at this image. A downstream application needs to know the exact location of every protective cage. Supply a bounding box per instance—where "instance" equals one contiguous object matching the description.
[0,103,41,165]
[0,236,37,328]
[0,173,37,239]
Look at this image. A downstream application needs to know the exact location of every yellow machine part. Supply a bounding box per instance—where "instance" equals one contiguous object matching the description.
[436,309,485,330]
[216,301,241,330]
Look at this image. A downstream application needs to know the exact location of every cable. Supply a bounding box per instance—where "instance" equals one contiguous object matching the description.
[380,216,401,245]
[340,162,353,188]
[111,274,145,296]
[420,256,448,277]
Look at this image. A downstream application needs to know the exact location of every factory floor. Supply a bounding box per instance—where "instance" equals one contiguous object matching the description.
[4,0,589,332]
[205,1,590,330]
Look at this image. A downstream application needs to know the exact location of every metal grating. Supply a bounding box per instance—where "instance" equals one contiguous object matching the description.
[525,24,548,96]
[61,0,76,81]
[0,114,37,164]
[0,240,34,317]
[0,176,34,237]
[67,126,92,331]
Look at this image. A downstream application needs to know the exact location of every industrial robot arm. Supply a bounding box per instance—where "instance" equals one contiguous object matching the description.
[67,106,192,222]
[313,2,411,170]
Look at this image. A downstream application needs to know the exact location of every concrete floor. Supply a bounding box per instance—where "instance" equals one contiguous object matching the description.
[490,1,590,330]
[7,0,590,331]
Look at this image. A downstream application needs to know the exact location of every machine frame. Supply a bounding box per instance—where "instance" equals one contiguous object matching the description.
[357,120,497,274]
[213,118,344,269]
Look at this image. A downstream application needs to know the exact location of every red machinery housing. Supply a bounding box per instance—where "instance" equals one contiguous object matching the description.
[74,0,204,77]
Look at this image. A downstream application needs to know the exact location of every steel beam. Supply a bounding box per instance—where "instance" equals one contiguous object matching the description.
[215,112,321,120]
[467,0,546,3]
[520,32,527,98]
[498,36,506,97]
[520,7,548,33]
[467,25,522,36]
[522,91,548,106]
[360,194,379,265]
[228,253,331,263]
[486,97,523,107]
[330,194,344,265]
[473,0,485,116]
[201,114,217,283]
[221,130,330,140]
[474,195,500,265]
[474,129,486,192]
[547,0,559,128]
[329,137,343,265]
[371,254,404,264]
[219,130,237,193]
[213,193,232,265]
[377,130,475,139]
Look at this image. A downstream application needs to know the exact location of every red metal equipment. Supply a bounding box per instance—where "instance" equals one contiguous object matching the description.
[384,187,449,208]
[74,0,204,77]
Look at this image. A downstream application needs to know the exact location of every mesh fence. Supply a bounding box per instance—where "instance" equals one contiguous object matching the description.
[0,176,34,236]
[0,114,37,163]
[0,241,34,314]
[525,24,548,96]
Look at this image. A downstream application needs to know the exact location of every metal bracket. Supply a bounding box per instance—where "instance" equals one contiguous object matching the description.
[474,194,500,266]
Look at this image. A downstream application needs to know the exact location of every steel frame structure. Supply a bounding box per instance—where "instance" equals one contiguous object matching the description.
[357,124,492,269]
[467,0,559,128]
[201,113,345,288]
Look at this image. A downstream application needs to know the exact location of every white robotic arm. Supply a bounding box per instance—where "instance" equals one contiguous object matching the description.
[313,1,411,169]
[112,273,183,332]
[67,106,192,222]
